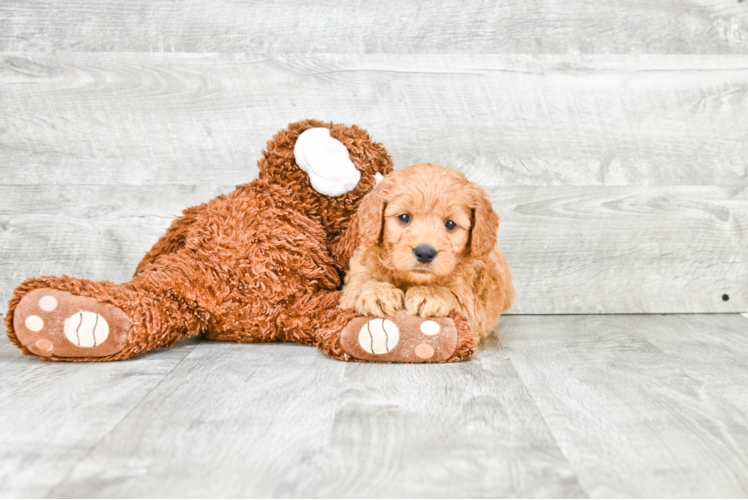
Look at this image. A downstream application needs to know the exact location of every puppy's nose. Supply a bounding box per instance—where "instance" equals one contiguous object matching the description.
[414,245,437,264]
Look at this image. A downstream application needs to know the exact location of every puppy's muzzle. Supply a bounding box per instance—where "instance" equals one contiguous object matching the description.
[413,245,437,264]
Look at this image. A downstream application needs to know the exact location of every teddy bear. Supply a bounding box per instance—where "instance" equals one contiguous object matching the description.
[4,120,476,363]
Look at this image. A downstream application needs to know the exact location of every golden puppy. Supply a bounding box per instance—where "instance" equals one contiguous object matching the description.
[340,163,514,340]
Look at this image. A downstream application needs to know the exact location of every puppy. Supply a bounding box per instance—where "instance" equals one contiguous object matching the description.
[340,163,514,340]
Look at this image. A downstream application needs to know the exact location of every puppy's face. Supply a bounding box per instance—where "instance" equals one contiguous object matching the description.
[352,163,499,285]
[383,188,472,284]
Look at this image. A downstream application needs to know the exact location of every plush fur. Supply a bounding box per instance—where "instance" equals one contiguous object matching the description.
[4,120,393,361]
[340,163,514,341]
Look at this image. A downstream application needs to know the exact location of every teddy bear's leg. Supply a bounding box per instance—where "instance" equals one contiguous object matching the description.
[332,310,477,363]
[226,288,476,363]
[133,203,207,277]
[6,251,221,361]
[295,291,477,363]
[9,284,132,359]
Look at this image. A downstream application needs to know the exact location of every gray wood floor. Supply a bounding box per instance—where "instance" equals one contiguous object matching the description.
[2,314,748,498]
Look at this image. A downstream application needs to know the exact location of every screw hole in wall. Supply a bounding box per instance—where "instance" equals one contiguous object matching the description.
[722,294,730,301]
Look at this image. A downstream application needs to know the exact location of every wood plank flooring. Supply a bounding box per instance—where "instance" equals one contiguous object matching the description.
[0,335,201,498]
[2,314,747,498]
[505,314,748,497]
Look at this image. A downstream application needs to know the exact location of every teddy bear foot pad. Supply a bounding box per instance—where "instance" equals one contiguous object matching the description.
[341,310,458,363]
[14,288,130,358]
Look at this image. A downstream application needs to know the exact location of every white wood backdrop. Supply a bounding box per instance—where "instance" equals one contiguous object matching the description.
[1,2,747,315]
[2,0,748,53]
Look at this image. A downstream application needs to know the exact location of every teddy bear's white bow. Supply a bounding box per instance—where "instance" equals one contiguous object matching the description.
[294,128,362,197]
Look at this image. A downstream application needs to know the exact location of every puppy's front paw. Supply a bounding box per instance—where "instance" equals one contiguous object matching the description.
[355,282,405,317]
[405,286,455,318]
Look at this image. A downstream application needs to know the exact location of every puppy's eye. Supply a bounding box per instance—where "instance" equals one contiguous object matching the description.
[398,214,411,224]
[445,220,457,230]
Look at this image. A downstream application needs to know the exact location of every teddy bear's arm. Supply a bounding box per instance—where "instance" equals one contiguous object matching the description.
[133,202,208,276]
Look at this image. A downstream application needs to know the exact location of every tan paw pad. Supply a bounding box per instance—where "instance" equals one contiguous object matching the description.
[341,310,458,363]
[13,288,131,358]
[420,320,440,336]
[39,295,58,311]
[414,343,435,359]
[25,315,44,332]
[35,339,54,352]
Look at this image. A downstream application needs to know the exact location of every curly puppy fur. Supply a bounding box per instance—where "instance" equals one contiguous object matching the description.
[340,163,514,341]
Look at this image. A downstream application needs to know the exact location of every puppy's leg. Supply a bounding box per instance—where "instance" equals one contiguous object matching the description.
[405,285,461,318]
[341,280,404,317]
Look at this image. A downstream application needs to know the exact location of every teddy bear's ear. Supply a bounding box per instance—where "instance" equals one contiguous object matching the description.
[353,177,390,248]
[294,127,361,197]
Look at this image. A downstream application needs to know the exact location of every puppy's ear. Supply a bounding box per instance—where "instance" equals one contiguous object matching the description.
[467,183,499,260]
[354,179,389,248]
[332,174,392,270]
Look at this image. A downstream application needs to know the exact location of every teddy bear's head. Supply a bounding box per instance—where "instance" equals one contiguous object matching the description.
[258,119,393,237]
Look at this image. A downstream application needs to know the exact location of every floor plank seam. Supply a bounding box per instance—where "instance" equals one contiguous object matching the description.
[40,337,205,498]
[502,353,590,498]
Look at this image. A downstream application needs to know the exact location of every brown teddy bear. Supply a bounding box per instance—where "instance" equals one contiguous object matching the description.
[4,120,476,363]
